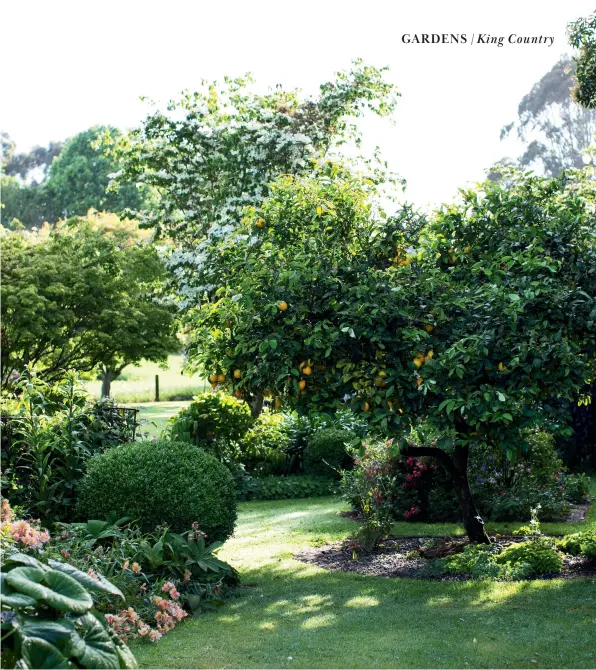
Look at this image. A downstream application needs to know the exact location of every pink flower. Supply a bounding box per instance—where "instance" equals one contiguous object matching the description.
[183,569,191,582]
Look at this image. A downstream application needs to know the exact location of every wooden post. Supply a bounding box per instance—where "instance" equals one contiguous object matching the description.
[155,374,160,402]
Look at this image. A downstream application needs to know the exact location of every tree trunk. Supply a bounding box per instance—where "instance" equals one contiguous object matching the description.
[401,442,490,544]
[451,445,490,544]
[100,368,118,398]
[248,393,264,419]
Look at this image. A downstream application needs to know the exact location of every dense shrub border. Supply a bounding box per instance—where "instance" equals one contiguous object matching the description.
[237,475,339,501]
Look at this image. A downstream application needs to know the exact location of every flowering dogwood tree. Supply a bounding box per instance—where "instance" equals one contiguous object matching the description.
[114,60,402,312]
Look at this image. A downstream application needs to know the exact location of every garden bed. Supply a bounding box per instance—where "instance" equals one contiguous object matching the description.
[295,535,596,581]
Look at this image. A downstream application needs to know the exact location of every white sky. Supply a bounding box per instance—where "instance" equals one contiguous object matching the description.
[2,0,593,209]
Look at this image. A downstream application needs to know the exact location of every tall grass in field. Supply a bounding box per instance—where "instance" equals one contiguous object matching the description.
[84,355,207,403]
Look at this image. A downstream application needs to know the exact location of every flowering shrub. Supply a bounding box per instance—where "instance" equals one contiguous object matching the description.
[0,499,50,550]
[342,431,584,532]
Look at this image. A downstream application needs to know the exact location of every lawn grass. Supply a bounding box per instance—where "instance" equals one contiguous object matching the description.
[130,401,191,438]
[83,355,207,403]
[133,477,596,669]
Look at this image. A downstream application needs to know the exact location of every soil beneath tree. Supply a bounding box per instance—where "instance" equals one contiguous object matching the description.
[295,535,596,581]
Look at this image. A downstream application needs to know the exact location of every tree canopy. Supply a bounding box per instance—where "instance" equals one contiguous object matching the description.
[1,214,178,391]
[568,10,596,109]
[115,60,402,309]
[180,163,596,540]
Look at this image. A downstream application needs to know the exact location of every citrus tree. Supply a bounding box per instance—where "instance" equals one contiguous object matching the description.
[184,164,596,542]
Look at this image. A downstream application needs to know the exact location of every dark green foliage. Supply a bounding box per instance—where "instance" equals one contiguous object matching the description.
[45,126,144,218]
[237,475,339,501]
[167,393,253,462]
[2,374,136,525]
[76,440,237,541]
[303,428,355,477]
[557,530,596,559]
[1,218,178,389]
[568,10,596,109]
[239,410,291,475]
[496,538,563,575]
[0,552,137,669]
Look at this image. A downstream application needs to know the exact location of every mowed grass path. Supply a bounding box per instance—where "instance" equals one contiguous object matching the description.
[134,481,596,669]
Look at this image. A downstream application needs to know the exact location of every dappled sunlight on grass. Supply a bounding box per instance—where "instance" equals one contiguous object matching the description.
[344,595,381,608]
[134,493,596,669]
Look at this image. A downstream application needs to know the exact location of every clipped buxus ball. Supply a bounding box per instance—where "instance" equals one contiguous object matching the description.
[76,440,237,541]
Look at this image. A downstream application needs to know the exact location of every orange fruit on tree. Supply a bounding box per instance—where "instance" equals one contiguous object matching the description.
[234,369,242,379]
[278,301,288,311]
[302,366,312,376]
[362,401,370,412]
[298,380,306,390]
[256,218,265,229]
[217,374,226,383]
[208,374,218,384]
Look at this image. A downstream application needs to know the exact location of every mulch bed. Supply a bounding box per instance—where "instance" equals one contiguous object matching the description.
[294,535,596,581]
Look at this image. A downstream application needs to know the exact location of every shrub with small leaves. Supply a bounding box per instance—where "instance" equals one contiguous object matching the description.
[167,392,253,461]
[239,410,292,475]
[303,428,355,478]
[496,537,563,575]
[76,440,237,541]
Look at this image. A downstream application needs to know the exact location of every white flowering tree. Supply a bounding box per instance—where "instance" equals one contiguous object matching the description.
[114,60,402,311]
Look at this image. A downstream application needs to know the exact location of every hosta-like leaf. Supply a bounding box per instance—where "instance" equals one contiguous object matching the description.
[48,560,123,599]
[20,637,71,669]
[69,613,120,669]
[16,614,74,648]
[6,568,93,614]
[0,573,38,609]
[2,552,47,571]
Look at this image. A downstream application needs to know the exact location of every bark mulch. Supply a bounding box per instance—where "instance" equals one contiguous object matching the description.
[294,535,596,581]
